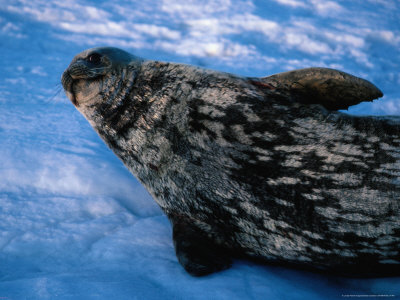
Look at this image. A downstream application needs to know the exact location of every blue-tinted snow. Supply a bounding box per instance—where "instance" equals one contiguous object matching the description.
[0,0,399,299]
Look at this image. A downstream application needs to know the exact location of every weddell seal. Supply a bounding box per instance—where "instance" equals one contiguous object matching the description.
[61,47,400,277]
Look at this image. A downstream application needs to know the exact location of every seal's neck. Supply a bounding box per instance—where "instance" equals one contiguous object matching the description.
[79,62,179,170]
[78,66,137,122]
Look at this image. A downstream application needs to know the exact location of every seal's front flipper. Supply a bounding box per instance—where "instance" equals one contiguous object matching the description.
[254,67,383,110]
[169,214,232,276]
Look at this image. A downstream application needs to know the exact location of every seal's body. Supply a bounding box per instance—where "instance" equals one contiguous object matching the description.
[62,47,400,276]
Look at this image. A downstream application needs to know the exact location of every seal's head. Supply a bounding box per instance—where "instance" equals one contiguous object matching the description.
[61,47,143,108]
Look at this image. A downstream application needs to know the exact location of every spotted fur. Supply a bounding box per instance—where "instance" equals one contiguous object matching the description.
[62,47,400,276]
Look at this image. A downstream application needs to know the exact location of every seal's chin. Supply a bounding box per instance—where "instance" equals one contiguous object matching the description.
[65,90,77,106]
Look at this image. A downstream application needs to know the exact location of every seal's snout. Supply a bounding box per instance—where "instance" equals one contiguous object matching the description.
[61,70,71,91]
[61,70,77,105]
[61,57,102,106]
[67,63,92,79]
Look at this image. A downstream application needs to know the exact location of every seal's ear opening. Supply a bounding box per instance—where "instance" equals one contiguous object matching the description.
[258,68,383,111]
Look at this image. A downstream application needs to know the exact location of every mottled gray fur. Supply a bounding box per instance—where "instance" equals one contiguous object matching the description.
[62,47,400,276]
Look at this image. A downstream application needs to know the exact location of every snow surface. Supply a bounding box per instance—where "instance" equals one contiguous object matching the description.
[0,0,399,299]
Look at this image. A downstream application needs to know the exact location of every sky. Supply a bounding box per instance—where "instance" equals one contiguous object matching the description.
[0,0,399,299]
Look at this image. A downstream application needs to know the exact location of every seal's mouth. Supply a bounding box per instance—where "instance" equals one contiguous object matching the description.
[61,71,78,106]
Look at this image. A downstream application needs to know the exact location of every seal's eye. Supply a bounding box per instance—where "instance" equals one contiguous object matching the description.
[88,53,101,64]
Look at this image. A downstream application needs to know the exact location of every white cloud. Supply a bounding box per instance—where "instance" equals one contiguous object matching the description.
[53,33,152,50]
[283,32,332,54]
[372,30,400,46]
[0,147,159,216]
[133,24,181,40]
[1,22,20,32]
[31,66,48,76]
[365,0,397,9]
[309,0,344,16]
[0,19,26,38]
[349,48,374,68]
[3,0,397,74]
[5,77,28,85]
[273,0,345,16]
[372,99,400,115]
[273,0,307,8]
[185,14,279,38]
[156,38,257,58]
[58,21,139,38]
[0,0,347,63]
[7,3,77,23]
[83,5,110,20]
[324,32,365,48]
[230,13,280,36]
[161,0,251,18]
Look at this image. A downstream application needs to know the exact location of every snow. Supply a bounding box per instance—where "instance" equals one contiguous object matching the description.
[0,0,399,298]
